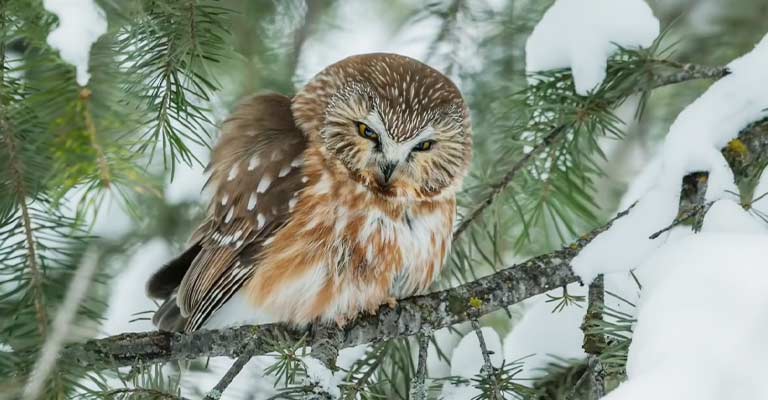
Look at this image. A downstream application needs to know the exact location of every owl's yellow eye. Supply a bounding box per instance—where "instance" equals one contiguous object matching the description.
[356,122,379,141]
[412,140,435,152]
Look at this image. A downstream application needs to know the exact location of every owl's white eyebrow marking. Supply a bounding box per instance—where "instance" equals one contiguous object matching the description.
[362,110,388,139]
[247,155,260,171]
[247,192,257,210]
[227,163,239,181]
[257,175,272,193]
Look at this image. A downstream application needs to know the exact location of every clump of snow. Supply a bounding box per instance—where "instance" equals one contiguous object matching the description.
[605,234,768,400]
[701,199,767,234]
[657,33,768,202]
[572,32,768,284]
[43,0,107,86]
[441,327,503,399]
[571,187,679,284]
[303,356,342,398]
[526,0,659,95]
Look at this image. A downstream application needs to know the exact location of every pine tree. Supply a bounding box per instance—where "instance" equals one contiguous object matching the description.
[1,0,767,399]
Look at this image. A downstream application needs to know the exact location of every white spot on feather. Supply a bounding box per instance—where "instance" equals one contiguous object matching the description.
[278,165,291,178]
[257,213,266,229]
[248,155,260,171]
[221,194,229,206]
[257,175,272,193]
[247,192,258,211]
[227,163,240,181]
[225,207,234,223]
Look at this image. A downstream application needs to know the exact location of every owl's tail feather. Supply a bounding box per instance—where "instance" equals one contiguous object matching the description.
[147,243,201,299]
[153,297,188,331]
[147,243,201,331]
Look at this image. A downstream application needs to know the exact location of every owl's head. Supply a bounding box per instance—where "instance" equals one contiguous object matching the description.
[292,53,472,201]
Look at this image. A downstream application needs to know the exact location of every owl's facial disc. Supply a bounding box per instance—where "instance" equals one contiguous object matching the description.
[353,112,438,189]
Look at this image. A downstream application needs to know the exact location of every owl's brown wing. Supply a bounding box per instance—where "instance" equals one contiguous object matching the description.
[147,94,306,332]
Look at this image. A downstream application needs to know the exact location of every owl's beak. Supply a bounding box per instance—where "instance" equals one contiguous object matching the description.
[380,161,398,184]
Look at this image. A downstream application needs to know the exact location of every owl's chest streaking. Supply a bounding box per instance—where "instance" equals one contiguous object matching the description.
[244,161,455,325]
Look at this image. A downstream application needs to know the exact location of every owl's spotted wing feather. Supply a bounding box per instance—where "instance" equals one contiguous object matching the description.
[147,94,306,332]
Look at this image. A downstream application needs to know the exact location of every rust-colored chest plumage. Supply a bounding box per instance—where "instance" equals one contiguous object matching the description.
[245,148,455,325]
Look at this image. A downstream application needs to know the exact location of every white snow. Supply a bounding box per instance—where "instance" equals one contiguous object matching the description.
[656,33,768,203]
[43,0,107,86]
[303,356,342,398]
[701,199,767,234]
[571,186,679,284]
[606,234,768,400]
[572,32,768,284]
[526,0,659,95]
[572,31,768,400]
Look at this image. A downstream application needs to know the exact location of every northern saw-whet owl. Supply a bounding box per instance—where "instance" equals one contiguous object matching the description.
[147,53,472,332]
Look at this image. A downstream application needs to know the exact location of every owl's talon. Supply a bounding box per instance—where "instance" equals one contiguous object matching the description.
[386,297,398,309]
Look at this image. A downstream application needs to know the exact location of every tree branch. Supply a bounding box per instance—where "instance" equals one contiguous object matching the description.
[63,204,633,369]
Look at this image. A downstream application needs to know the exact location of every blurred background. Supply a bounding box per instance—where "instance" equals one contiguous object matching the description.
[1,0,766,398]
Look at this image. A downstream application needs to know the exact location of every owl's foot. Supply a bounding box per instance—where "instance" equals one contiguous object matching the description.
[385,297,398,309]
[335,314,349,329]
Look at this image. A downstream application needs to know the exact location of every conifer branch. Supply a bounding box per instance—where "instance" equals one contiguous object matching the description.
[453,60,730,243]
[1,120,47,336]
[80,88,112,188]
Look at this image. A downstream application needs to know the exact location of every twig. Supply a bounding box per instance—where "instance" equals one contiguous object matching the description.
[577,275,606,399]
[22,250,100,400]
[202,352,253,400]
[410,326,432,400]
[105,388,189,400]
[471,318,502,399]
[648,201,713,239]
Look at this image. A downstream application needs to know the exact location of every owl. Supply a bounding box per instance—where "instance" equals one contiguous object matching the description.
[147,53,472,332]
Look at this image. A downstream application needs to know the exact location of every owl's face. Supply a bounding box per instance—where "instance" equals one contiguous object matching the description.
[293,53,472,201]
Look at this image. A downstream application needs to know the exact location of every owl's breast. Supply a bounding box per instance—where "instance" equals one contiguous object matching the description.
[245,170,456,325]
